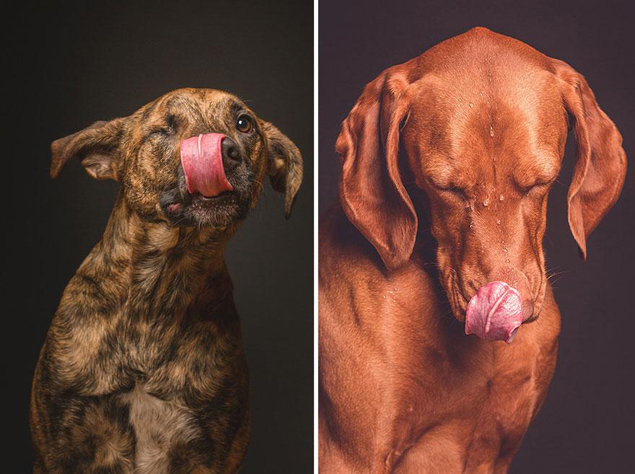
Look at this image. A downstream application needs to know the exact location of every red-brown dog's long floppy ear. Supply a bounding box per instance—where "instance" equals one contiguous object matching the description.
[551,59,627,259]
[50,118,126,180]
[336,69,417,270]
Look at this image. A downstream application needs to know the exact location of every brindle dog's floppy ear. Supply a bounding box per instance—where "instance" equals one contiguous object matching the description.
[336,69,417,270]
[262,121,304,219]
[50,118,125,180]
[552,59,627,259]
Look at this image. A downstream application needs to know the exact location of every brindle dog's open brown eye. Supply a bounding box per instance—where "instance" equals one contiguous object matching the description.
[236,115,253,133]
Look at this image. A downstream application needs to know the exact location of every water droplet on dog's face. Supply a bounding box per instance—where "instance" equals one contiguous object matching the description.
[483,199,489,207]
[496,219,501,225]
[469,103,474,108]
[499,194,504,201]
[489,126,494,137]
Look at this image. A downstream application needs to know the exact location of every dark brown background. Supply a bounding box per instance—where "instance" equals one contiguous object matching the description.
[4,1,313,472]
[319,0,634,473]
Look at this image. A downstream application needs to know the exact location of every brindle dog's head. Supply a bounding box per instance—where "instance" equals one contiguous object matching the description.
[51,88,303,232]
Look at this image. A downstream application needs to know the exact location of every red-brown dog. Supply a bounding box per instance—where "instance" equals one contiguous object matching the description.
[319,28,626,473]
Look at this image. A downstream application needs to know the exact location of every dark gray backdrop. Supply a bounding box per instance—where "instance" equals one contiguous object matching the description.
[5,1,313,472]
[319,1,634,473]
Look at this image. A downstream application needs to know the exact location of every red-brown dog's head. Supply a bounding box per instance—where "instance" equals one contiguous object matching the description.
[337,28,626,342]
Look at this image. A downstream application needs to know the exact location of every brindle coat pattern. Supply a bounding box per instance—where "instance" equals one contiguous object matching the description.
[31,89,303,474]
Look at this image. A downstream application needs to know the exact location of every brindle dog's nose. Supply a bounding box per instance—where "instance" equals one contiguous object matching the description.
[222,136,241,171]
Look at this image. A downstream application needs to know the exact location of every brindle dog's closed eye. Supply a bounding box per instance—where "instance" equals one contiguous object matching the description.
[31,88,303,474]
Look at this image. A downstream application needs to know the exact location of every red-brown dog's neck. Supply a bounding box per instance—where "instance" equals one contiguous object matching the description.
[321,204,463,340]
[319,204,561,472]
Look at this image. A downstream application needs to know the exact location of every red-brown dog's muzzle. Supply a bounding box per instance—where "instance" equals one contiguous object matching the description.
[465,281,525,343]
[180,133,234,198]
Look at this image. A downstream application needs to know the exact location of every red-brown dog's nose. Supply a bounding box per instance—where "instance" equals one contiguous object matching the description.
[465,281,524,343]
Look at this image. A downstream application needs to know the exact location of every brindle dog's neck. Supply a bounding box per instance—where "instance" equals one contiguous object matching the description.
[72,193,234,323]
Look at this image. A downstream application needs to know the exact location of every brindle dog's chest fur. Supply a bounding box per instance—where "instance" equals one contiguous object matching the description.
[120,387,198,473]
[31,202,250,474]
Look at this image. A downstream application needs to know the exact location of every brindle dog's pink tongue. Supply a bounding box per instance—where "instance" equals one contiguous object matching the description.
[465,281,523,343]
[180,133,233,197]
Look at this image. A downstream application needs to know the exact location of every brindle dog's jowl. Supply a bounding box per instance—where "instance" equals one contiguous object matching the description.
[30,89,303,474]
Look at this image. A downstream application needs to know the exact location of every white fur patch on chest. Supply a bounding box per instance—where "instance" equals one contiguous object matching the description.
[120,385,199,474]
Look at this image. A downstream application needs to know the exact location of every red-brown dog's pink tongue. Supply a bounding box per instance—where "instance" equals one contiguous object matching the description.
[180,133,233,197]
[465,281,523,343]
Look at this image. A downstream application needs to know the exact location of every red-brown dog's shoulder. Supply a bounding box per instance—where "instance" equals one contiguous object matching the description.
[320,205,464,472]
[320,204,440,336]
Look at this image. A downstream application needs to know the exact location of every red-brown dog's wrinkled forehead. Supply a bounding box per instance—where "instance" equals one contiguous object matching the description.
[400,67,568,178]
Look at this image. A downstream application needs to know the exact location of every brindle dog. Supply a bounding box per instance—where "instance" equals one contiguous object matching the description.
[30,88,303,474]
